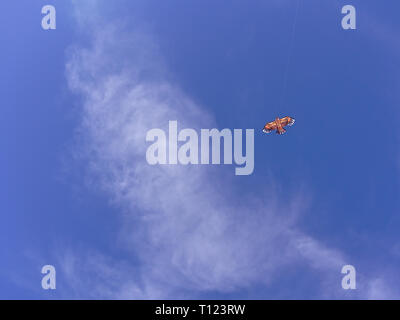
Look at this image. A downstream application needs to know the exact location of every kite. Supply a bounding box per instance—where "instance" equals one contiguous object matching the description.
[263,116,295,135]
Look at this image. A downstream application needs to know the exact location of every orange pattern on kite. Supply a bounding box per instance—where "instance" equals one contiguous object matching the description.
[263,116,295,135]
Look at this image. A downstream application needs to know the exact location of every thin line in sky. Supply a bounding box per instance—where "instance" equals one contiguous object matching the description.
[280,0,301,110]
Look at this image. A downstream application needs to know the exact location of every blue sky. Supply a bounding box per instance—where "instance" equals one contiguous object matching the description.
[1,0,400,299]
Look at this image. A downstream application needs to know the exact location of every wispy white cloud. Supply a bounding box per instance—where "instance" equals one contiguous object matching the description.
[61,2,395,299]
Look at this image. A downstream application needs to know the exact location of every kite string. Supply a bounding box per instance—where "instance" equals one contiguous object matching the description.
[280,0,301,108]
